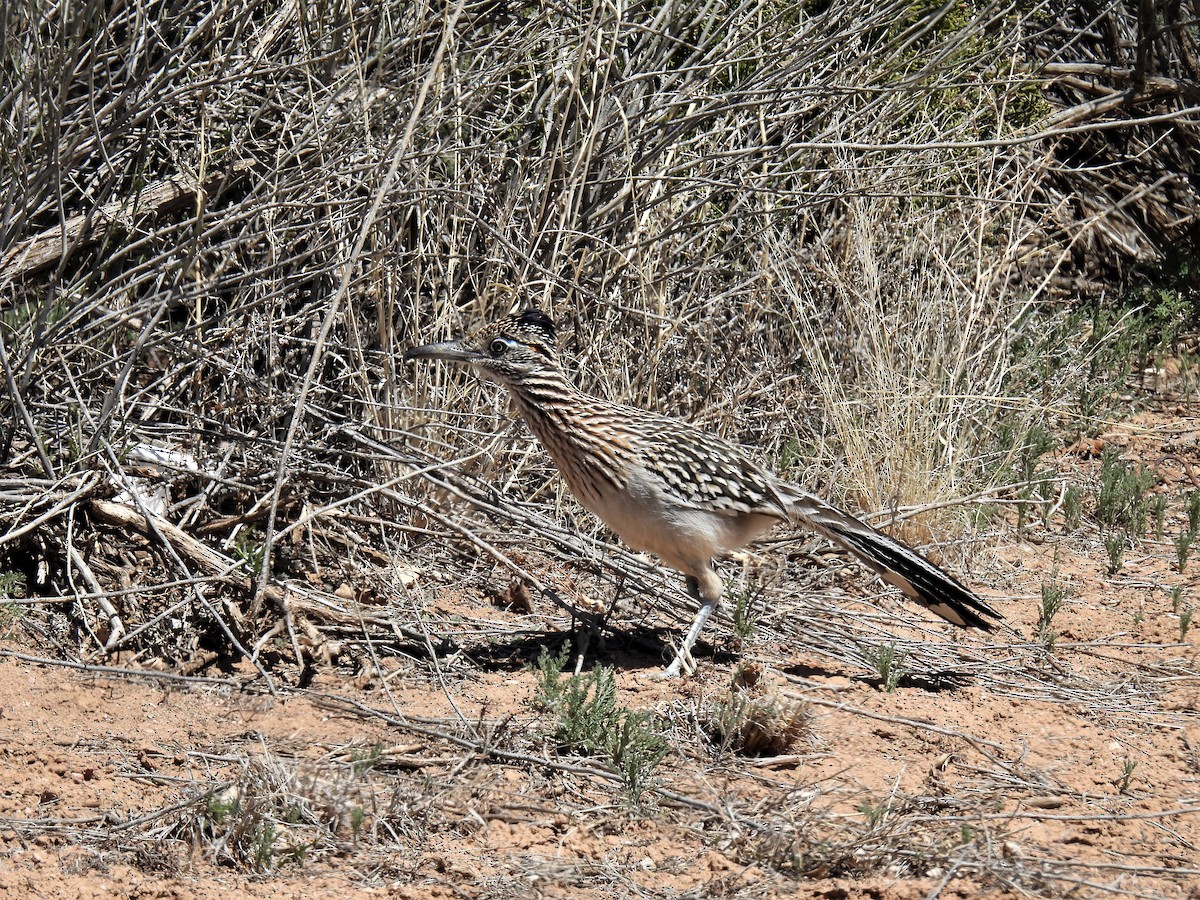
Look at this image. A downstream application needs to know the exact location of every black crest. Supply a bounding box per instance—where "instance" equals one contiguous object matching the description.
[515,308,556,341]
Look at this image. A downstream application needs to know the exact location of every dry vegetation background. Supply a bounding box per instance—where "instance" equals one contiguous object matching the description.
[2,0,1200,897]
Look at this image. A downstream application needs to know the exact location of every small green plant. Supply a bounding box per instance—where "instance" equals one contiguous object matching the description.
[0,573,29,635]
[0,602,23,633]
[541,656,619,752]
[0,570,27,598]
[1075,307,1147,426]
[856,641,909,692]
[232,526,266,574]
[1011,424,1057,533]
[533,646,667,803]
[1104,530,1126,575]
[777,436,817,474]
[534,643,571,702]
[968,502,996,530]
[1151,493,1167,540]
[1061,484,1083,531]
[181,751,367,872]
[1179,349,1200,400]
[349,744,385,776]
[729,584,759,641]
[195,778,300,872]
[1181,606,1194,642]
[1114,758,1138,795]
[1171,585,1184,614]
[201,785,278,870]
[282,841,308,866]
[1187,490,1200,535]
[858,796,890,829]
[282,804,303,825]
[205,787,242,825]
[1096,447,1156,539]
[1177,530,1193,574]
[349,806,366,841]
[251,820,279,871]
[1037,578,1072,650]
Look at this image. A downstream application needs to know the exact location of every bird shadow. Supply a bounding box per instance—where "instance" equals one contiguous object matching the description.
[462,622,737,675]
[388,615,968,689]
[782,661,973,693]
[399,625,968,688]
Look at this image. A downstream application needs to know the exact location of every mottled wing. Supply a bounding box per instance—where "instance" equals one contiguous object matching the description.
[623,409,791,521]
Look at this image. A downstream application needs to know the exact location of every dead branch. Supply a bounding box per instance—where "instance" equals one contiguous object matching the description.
[0,160,256,288]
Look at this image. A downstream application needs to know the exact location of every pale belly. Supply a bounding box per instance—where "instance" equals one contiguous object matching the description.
[575,471,782,575]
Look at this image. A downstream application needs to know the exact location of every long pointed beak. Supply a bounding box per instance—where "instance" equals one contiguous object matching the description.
[403,340,481,364]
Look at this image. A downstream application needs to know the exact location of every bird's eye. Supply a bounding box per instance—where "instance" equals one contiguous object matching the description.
[488,339,508,357]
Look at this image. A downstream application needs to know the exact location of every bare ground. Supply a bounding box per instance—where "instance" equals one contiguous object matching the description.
[1,403,1199,899]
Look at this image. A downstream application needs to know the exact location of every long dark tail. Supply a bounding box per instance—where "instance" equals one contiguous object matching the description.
[780,487,1002,631]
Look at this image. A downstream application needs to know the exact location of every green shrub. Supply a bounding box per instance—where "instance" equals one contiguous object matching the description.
[534,646,668,803]
[1096,447,1156,538]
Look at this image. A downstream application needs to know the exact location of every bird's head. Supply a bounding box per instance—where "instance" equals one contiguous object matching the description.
[404,308,559,386]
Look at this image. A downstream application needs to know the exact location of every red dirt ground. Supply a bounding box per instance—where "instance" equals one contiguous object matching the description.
[1,407,1198,899]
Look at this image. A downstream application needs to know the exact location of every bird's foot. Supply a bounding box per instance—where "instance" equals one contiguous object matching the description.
[660,645,696,679]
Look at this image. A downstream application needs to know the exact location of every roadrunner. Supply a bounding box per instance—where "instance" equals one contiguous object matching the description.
[406,309,1002,676]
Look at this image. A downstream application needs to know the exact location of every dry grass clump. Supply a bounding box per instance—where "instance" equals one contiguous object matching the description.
[705,663,810,757]
[732,791,1005,884]
[163,741,441,874]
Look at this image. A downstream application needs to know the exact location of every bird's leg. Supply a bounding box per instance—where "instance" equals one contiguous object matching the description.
[573,628,590,675]
[573,574,625,674]
[537,585,602,674]
[662,574,718,678]
[570,604,605,675]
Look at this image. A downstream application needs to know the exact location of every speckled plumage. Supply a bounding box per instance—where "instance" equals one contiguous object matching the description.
[406,309,1003,676]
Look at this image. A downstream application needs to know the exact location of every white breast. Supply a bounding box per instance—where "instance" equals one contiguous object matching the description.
[575,462,782,575]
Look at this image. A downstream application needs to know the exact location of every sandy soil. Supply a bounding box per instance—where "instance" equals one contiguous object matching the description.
[1,408,1198,899]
